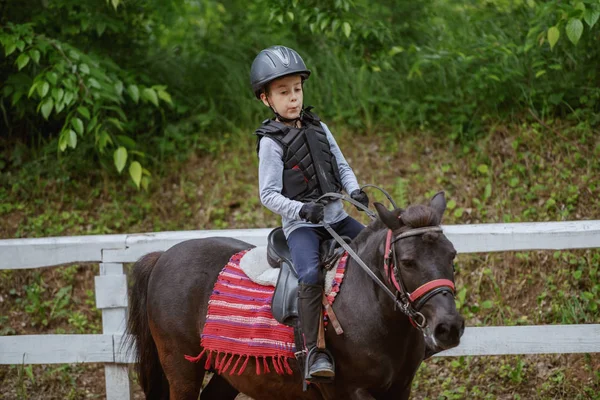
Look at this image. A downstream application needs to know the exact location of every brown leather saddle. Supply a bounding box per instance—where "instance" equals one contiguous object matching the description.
[268,227,350,327]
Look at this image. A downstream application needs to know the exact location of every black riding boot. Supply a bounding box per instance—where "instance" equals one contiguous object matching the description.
[298,283,335,379]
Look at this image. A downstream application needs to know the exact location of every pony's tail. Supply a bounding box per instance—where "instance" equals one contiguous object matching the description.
[124,252,168,399]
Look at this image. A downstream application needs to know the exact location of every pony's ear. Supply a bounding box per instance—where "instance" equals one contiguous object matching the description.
[429,191,446,223]
[374,202,402,230]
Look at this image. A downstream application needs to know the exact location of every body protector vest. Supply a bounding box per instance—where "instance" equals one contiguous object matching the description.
[255,109,343,202]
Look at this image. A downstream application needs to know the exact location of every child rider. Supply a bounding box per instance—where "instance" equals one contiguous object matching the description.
[250,45,369,381]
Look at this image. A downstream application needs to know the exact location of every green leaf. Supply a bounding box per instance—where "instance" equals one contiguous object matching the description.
[114,80,124,96]
[566,19,583,45]
[47,72,58,86]
[287,12,294,21]
[116,134,136,148]
[79,64,90,75]
[37,81,50,98]
[535,70,546,78]
[87,78,101,89]
[16,54,30,70]
[388,46,404,57]
[28,82,39,98]
[547,26,560,50]
[55,100,65,114]
[114,146,127,173]
[141,176,150,191]
[481,300,494,309]
[30,50,40,64]
[68,50,80,60]
[127,84,139,103]
[71,117,84,135]
[5,43,16,56]
[477,164,489,174]
[77,106,91,119]
[584,10,600,28]
[446,199,457,210]
[52,88,64,103]
[88,115,98,131]
[582,291,593,300]
[141,88,159,106]
[111,0,120,10]
[157,90,173,105]
[58,131,69,151]
[484,183,492,200]
[129,161,142,188]
[63,91,74,106]
[40,98,54,119]
[96,22,107,36]
[342,22,352,38]
[97,131,112,152]
[68,129,77,148]
[572,270,582,280]
[453,208,464,218]
[457,287,467,304]
[107,118,124,132]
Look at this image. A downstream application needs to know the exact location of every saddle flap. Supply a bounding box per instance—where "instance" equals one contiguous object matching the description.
[267,227,293,268]
[271,261,299,326]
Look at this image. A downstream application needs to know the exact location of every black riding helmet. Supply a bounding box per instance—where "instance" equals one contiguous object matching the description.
[250,45,311,99]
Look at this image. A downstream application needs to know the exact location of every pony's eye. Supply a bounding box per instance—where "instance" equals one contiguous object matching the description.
[401,259,416,268]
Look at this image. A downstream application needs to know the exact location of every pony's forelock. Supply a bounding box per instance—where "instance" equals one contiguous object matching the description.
[400,205,440,228]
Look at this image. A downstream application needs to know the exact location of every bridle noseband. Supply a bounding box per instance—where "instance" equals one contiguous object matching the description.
[317,190,456,333]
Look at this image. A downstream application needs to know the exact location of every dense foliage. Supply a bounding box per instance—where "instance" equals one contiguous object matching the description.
[1,0,599,186]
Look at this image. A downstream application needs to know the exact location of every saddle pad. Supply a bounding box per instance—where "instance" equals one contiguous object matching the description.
[184,249,348,376]
[239,245,341,295]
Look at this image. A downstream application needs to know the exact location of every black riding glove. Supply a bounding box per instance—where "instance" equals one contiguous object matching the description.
[350,189,369,210]
[299,202,324,224]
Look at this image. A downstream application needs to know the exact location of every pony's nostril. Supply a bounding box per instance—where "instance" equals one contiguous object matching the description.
[435,323,450,339]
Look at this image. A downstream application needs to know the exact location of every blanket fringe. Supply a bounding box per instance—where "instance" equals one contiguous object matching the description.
[187,349,294,376]
[238,355,250,375]
[205,351,213,370]
[222,353,234,374]
[231,354,242,375]
[183,348,206,363]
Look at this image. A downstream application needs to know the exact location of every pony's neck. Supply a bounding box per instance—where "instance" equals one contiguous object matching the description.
[345,223,417,331]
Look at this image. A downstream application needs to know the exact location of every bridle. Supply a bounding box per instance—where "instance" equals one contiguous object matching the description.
[384,226,455,328]
[317,189,456,333]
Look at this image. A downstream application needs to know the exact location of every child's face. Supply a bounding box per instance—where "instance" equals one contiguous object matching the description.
[260,75,303,121]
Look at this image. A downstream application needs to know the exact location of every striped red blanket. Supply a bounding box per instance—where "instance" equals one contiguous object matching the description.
[184,249,348,376]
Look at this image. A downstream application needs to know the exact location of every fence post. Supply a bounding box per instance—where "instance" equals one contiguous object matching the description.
[95,262,132,400]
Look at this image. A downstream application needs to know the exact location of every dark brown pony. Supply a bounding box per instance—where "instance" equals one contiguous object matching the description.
[125,192,464,399]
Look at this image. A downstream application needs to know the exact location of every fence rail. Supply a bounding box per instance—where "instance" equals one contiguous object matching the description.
[1,221,600,400]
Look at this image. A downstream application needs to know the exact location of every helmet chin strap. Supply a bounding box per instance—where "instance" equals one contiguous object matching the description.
[268,102,304,126]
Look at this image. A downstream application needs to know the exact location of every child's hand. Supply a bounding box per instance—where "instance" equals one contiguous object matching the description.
[350,189,369,210]
[299,202,324,224]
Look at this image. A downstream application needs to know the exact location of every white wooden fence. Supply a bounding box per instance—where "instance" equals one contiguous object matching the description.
[1,221,600,399]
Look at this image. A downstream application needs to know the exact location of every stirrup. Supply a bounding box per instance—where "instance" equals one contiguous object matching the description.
[303,347,335,384]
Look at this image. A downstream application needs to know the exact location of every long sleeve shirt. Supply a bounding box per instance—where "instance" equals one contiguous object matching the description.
[258,121,360,237]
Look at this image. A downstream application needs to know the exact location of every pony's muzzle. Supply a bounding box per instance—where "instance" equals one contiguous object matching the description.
[433,315,464,349]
